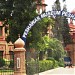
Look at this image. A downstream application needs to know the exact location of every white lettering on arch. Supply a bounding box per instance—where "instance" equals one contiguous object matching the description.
[22,10,75,42]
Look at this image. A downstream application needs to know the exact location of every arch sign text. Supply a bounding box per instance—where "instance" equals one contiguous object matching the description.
[22,10,75,42]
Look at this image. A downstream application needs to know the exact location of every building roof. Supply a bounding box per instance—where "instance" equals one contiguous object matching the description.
[71,8,75,14]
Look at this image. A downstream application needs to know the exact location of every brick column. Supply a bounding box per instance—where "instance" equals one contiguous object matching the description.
[14,36,26,75]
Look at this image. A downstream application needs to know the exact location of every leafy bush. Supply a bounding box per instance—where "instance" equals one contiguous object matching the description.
[47,57,59,68]
[26,59,59,74]
[0,58,5,67]
[58,58,64,67]
[26,60,39,75]
[39,60,54,72]
[47,57,55,60]
[4,59,10,67]
[54,60,59,68]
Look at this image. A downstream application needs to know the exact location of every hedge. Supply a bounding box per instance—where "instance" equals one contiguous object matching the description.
[39,60,59,72]
[39,60,53,72]
[26,59,59,74]
[26,61,39,75]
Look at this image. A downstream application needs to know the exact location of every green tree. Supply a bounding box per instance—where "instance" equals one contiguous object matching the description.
[26,17,54,47]
[52,0,72,46]
[0,0,37,43]
[52,0,63,41]
[22,16,54,60]
[36,35,65,61]
[0,0,13,20]
[48,38,65,61]
[62,17,73,46]
[62,2,72,46]
[27,18,52,60]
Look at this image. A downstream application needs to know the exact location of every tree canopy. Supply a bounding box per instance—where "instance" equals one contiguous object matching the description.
[0,0,37,43]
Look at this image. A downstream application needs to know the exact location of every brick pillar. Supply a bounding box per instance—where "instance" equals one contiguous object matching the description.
[14,36,26,75]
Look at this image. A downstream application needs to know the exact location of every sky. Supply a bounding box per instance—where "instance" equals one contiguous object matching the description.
[45,0,75,12]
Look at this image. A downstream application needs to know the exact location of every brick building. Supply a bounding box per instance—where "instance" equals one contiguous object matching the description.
[65,9,75,65]
[0,0,47,60]
[0,21,14,60]
[35,0,47,14]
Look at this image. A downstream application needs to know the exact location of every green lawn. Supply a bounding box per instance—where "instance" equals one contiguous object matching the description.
[0,70,14,72]
[0,70,14,75]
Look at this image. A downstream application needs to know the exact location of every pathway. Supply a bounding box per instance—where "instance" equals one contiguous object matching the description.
[39,67,75,75]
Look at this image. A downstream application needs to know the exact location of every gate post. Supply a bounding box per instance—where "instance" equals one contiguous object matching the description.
[14,35,26,75]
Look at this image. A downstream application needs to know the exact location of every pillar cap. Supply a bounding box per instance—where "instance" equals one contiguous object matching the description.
[14,34,25,48]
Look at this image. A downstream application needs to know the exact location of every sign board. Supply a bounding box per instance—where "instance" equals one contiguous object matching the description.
[17,58,20,68]
[22,10,75,42]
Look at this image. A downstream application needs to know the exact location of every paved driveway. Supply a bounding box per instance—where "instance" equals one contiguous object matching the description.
[39,67,75,75]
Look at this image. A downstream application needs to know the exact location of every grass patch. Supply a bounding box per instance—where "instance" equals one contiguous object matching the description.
[0,70,14,72]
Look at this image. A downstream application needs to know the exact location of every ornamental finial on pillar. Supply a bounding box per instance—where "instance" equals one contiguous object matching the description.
[14,34,25,48]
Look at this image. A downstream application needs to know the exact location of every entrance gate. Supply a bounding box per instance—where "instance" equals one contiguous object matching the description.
[22,10,75,75]
[0,10,74,75]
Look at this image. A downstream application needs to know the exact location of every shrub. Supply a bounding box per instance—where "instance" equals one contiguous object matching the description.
[53,60,59,68]
[26,60,39,75]
[0,58,5,67]
[39,60,53,72]
[47,57,59,68]
[58,58,64,67]
[47,57,55,60]
[26,59,59,74]
[4,59,10,67]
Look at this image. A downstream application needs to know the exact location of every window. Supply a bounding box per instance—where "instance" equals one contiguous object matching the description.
[9,51,14,60]
[0,27,2,36]
[0,51,3,58]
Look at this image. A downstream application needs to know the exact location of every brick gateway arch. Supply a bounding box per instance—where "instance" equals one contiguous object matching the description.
[21,10,75,75]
